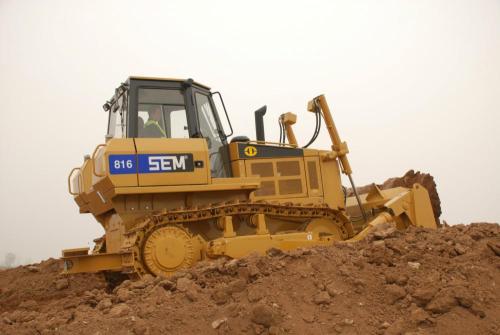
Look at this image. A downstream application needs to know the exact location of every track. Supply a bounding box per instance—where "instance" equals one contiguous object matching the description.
[123,200,354,276]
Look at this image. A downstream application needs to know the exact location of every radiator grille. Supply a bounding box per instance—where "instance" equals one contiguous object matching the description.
[278,179,303,195]
[276,161,300,176]
[248,158,305,198]
[251,162,274,177]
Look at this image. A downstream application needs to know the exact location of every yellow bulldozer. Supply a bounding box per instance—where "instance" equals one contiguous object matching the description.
[64,77,437,278]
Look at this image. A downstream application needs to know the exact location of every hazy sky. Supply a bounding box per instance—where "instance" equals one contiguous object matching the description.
[1,0,499,264]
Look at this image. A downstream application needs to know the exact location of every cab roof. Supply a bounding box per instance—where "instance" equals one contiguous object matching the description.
[128,76,211,90]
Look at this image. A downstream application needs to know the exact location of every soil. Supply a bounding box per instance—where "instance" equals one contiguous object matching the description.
[1,222,499,335]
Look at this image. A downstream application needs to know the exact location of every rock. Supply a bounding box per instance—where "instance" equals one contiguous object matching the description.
[302,312,315,323]
[407,262,421,270]
[26,266,40,273]
[247,264,260,278]
[385,272,408,286]
[313,291,331,305]
[487,241,500,256]
[18,299,38,310]
[253,323,266,334]
[212,289,230,305]
[131,280,148,290]
[211,317,228,329]
[268,325,280,335]
[266,248,284,257]
[452,286,473,308]
[132,321,150,335]
[372,222,397,239]
[142,274,155,284]
[176,278,194,292]
[247,286,265,302]
[342,319,354,326]
[185,287,198,302]
[426,289,457,314]
[385,284,406,304]
[326,284,342,297]
[228,279,247,294]
[8,310,22,322]
[381,321,390,329]
[97,298,113,311]
[19,310,37,322]
[63,299,78,309]
[2,316,13,325]
[116,288,132,302]
[470,306,486,318]
[218,258,239,275]
[55,278,69,290]
[147,285,170,305]
[366,246,395,266]
[412,287,438,306]
[251,304,277,327]
[385,318,407,335]
[157,279,175,291]
[454,244,468,255]
[109,303,131,317]
[409,307,430,325]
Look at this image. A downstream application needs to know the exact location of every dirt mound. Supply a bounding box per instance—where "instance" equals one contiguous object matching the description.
[1,223,499,335]
[350,170,442,223]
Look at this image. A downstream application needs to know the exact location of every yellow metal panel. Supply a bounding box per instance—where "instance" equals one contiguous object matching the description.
[303,148,323,157]
[319,159,344,209]
[135,138,209,186]
[231,160,246,177]
[228,142,240,161]
[81,160,93,193]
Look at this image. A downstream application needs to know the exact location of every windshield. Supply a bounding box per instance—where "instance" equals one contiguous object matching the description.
[137,88,188,138]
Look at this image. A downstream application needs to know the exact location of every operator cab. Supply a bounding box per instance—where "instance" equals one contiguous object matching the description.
[104,77,233,177]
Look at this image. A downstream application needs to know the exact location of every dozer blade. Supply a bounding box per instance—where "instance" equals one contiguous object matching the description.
[348,183,437,241]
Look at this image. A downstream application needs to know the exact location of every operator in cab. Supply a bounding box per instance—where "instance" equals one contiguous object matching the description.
[143,105,166,138]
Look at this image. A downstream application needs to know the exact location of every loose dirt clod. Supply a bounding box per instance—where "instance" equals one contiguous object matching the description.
[1,223,499,334]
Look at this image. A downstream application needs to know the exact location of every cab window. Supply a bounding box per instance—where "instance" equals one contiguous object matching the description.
[138,88,188,138]
[107,93,127,138]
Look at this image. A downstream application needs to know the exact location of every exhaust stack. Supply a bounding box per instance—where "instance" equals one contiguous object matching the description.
[254,106,267,141]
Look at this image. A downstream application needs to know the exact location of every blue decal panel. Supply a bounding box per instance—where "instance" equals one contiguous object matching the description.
[108,154,194,175]
[138,153,194,173]
[108,155,137,174]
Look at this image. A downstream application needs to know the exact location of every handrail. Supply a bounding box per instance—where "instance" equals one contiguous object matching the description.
[67,167,81,196]
[245,140,298,148]
[91,144,107,177]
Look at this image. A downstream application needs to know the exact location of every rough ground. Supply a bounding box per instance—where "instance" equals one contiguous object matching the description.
[1,223,499,335]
